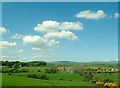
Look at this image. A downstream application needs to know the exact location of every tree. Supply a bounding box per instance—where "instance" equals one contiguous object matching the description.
[45,66,57,73]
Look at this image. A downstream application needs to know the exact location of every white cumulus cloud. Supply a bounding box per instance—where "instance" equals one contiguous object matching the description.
[22,35,59,49]
[20,20,82,51]
[60,22,83,30]
[34,20,83,33]
[0,41,17,48]
[0,27,8,34]
[44,30,78,40]
[34,20,59,33]
[75,10,106,20]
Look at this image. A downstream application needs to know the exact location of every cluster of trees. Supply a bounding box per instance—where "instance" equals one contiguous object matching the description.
[45,66,57,73]
[1,61,46,67]
[1,61,22,68]
[2,68,29,73]
[27,61,46,67]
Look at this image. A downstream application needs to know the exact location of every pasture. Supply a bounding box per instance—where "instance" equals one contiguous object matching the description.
[2,72,95,86]
[1,63,119,87]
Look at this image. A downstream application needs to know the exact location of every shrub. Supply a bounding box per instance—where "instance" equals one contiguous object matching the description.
[57,77,64,80]
[0,69,2,73]
[104,78,110,82]
[8,72,12,76]
[27,74,36,78]
[2,68,12,73]
[104,82,119,87]
[27,74,49,80]
[95,81,104,86]
[8,68,29,73]
[39,74,49,80]
[1,68,29,73]
[69,79,72,81]
[38,69,41,72]
[104,82,109,87]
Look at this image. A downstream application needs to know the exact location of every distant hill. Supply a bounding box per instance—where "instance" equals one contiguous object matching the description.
[84,61,118,64]
[47,60,118,65]
[47,61,81,65]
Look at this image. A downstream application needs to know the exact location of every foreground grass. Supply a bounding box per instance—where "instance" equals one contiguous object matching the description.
[2,73,95,86]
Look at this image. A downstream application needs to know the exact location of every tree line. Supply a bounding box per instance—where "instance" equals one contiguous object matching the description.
[0,61,47,67]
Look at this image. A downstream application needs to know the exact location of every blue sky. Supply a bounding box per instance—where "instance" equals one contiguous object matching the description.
[2,0,120,2]
[1,2,118,62]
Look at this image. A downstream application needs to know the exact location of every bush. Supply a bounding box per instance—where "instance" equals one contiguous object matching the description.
[0,69,2,73]
[27,74,36,78]
[8,72,12,76]
[57,77,64,80]
[38,69,41,72]
[2,70,9,73]
[27,74,49,80]
[69,79,72,81]
[2,68,12,73]
[95,81,104,86]
[38,74,49,80]
[2,68,29,73]
[104,78,110,82]
[12,68,29,73]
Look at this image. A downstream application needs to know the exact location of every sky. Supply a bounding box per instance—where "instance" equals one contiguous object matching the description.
[0,2,119,62]
[2,0,120,2]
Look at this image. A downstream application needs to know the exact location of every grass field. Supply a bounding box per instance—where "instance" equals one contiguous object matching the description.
[1,66,119,86]
[2,73,95,86]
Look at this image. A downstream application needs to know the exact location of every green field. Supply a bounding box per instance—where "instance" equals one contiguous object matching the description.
[2,72,95,86]
[1,65,119,86]
[93,73,119,82]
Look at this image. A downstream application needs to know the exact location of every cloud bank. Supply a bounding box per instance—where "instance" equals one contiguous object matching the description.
[20,20,83,50]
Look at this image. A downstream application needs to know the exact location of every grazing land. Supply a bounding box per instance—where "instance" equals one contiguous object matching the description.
[1,61,119,87]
